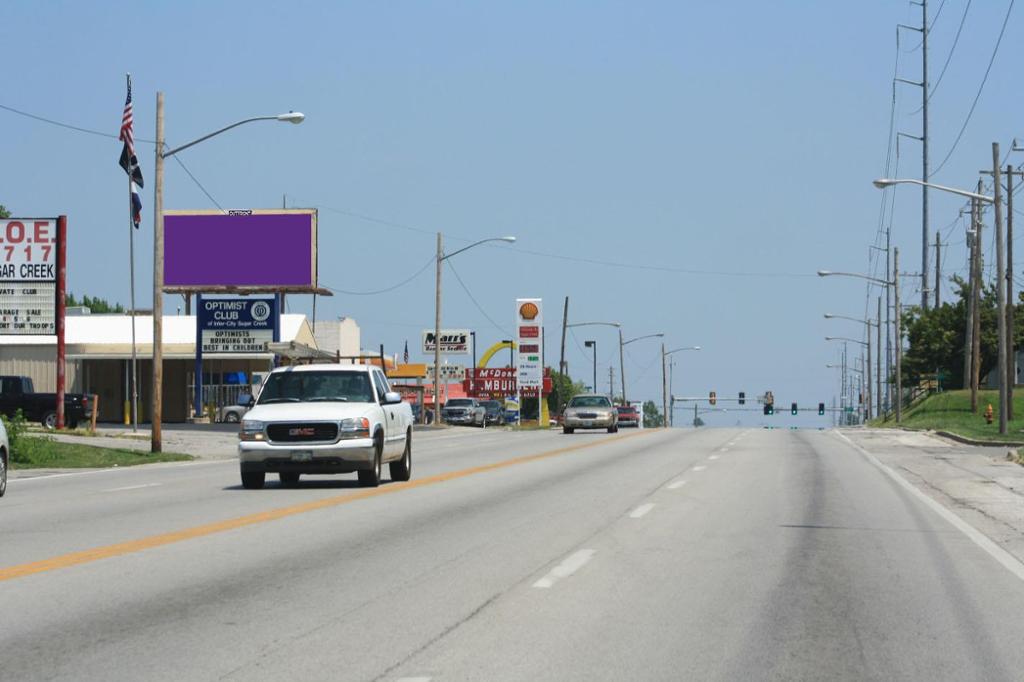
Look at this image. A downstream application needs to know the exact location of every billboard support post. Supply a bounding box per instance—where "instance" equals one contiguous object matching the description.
[56,215,67,430]
[194,293,204,418]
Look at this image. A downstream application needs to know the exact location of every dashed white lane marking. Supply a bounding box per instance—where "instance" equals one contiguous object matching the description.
[629,503,655,518]
[668,479,687,489]
[693,465,707,472]
[834,431,1024,584]
[396,677,432,682]
[533,549,596,588]
[720,448,729,452]
[103,482,162,493]
[709,455,720,460]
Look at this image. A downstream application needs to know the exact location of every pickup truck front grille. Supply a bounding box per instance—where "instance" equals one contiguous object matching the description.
[266,422,339,443]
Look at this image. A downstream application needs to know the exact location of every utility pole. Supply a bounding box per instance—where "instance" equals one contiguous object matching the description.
[1007,166,1017,420]
[559,296,568,377]
[618,328,627,406]
[993,143,1008,434]
[433,232,443,425]
[151,92,165,453]
[934,231,941,308]
[964,201,975,393]
[894,247,903,423]
[661,342,668,430]
[877,296,882,419]
[921,0,930,311]
[972,188,984,412]
[608,365,615,398]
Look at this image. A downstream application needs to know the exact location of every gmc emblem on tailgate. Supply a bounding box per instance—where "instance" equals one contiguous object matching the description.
[289,427,315,436]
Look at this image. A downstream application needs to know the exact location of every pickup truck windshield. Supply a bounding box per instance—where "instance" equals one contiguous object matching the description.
[446,399,475,407]
[258,371,374,404]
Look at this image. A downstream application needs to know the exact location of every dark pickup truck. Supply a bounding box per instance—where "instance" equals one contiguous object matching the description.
[0,376,92,429]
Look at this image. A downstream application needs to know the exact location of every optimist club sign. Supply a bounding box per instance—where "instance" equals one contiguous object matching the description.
[199,297,276,353]
[0,218,59,335]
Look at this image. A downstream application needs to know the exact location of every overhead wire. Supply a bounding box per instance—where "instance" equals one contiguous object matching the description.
[931,0,1016,177]
[322,253,435,295]
[912,0,973,114]
[444,260,510,336]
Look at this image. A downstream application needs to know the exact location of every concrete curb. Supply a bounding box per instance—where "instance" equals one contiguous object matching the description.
[932,430,1024,448]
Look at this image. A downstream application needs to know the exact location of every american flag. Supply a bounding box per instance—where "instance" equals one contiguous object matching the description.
[403,340,409,364]
[118,74,144,227]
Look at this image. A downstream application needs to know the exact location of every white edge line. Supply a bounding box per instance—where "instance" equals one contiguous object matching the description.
[532,549,595,588]
[395,678,432,682]
[629,503,655,518]
[10,458,231,483]
[833,430,1024,583]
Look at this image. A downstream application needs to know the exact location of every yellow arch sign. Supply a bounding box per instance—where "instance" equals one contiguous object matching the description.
[478,340,516,368]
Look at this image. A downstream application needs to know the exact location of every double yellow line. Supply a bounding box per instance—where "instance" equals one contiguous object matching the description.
[0,429,655,582]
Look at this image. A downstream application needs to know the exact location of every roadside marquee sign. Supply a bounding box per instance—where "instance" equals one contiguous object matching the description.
[0,218,59,335]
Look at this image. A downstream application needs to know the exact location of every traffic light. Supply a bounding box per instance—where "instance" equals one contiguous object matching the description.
[791,402,798,415]
[709,391,716,405]
[818,402,825,416]
[738,391,745,405]
[763,404,771,415]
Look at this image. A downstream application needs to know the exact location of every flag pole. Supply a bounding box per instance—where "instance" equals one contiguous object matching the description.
[126,73,139,431]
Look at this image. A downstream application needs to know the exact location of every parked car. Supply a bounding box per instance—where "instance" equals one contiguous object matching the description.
[479,400,505,426]
[218,393,254,423]
[616,405,640,428]
[0,375,92,429]
[562,394,618,434]
[0,416,8,497]
[411,403,434,425]
[237,364,413,489]
[442,398,485,426]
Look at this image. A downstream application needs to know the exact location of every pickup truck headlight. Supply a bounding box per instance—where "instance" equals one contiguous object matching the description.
[339,417,370,439]
[239,420,265,441]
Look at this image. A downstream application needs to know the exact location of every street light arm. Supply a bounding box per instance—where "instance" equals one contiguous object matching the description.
[825,336,869,347]
[665,346,700,355]
[163,113,304,158]
[824,313,878,327]
[441,236,517,261]
[567,321,621,329]
[623,332,664,345]
[873,178,994,203]
[818,270,892,287]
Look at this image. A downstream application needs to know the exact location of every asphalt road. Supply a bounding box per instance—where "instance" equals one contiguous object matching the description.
[3,426,1024,681]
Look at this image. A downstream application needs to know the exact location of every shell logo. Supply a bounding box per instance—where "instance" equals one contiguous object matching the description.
[519,302,539,320]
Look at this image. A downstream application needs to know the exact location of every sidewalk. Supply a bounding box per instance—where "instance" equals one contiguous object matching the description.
[841,428,1024,564]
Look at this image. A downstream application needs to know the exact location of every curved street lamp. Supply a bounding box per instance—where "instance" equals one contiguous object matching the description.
[151,99,305,452]
[619,332,664,406]
[662,345,701,427]
[433,235,517,425]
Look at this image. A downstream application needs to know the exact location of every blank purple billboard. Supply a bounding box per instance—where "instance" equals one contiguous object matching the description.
[163,210,317,292]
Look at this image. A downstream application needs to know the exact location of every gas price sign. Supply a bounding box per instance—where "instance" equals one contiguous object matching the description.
[0,218,59,335]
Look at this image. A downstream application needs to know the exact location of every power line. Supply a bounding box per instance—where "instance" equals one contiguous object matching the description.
[444,259,510,336]
[0,102,156,144]
[321,253,434,295]
[931,0,1015,177]
[912,0,973,114]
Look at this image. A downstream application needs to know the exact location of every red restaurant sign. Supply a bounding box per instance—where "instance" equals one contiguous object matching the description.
[465,367,552,397]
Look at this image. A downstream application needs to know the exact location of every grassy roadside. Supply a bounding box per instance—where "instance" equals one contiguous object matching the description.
[871,389,1024,443]
[11,437,192,469]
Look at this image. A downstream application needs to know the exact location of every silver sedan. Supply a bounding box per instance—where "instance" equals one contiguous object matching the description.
[562,394,618,434]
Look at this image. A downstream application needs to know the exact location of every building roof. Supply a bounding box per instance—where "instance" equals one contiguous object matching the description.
[0,314,314,360]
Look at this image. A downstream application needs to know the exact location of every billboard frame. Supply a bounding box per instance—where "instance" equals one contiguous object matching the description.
[162,209,325,294]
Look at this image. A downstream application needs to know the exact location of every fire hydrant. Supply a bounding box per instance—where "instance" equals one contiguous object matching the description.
[985,403,994,424]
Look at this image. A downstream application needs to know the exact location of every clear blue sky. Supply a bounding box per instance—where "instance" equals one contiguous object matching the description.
[1,1,1020,425]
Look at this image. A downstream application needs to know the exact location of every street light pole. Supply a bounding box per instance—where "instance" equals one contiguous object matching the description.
[150,99,304,453]
[585,341,597,393]
[895,247,902,422]
[619,332,664,407]
[993,142,1008,434]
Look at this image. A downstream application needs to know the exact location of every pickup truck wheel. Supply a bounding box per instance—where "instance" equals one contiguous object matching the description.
[358,437,382,487]
[389,430,412,482]
[241,471,265,489]
[279,472,300,486]
[563,426,574,434]
[225,412,240,424]
[41,412,57,430]
[0,449,6,497]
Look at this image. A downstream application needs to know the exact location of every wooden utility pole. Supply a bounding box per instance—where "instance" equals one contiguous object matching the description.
[152,92,165,453]
[433,232,443,425]
[877,296,882,419]
[661,342,668,429]
[608,365,615,397]
[559,296,568,377]
[993,143,1008,435]
[894,247,902,423]
[1007,165,1017,420]
[964,201,975,392]
[972,189,983,413]
[934,231,941,308]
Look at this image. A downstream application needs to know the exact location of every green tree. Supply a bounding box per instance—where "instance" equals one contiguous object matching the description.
[642,400,664,428]
[900,277,1002,389]
[0,204,10,219]
[547,370,587,415]
[66,292,126,314]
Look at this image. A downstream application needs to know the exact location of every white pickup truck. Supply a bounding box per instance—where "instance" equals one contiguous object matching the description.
[237,364,413,489]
